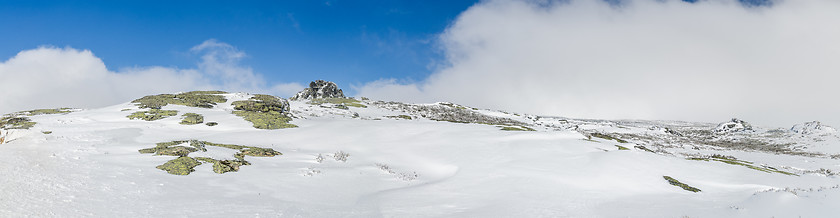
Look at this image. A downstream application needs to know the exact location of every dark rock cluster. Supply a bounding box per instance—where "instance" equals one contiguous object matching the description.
[290,80,345,100]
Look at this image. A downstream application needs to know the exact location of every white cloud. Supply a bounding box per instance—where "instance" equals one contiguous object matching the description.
[357,0,840,128]
[0,40,302,114]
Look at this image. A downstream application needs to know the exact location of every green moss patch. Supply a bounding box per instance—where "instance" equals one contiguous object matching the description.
[156,156,202,175]
[14,108,74,116]
[179,113,204,125]
[663,176,701,192]
[0,116,36,130]
[615,145,630,150]
[634,145,655,153]
[309,98,367,108]
[232,95,296,129]
[500,126,536,131]
[140,140,282,175]
[688,154,796,176]
[127,109,178,121]
[131,91,227,109]
[590,133,629,143]
[205,122,218,126]
[386,115,412,120]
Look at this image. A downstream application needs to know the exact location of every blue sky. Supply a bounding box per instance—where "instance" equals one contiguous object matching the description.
[0,0,478,88]
[0,0,772,90]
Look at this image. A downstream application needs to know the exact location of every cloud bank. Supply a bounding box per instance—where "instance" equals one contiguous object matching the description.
[357,0,840,128]
[0,40,302,114]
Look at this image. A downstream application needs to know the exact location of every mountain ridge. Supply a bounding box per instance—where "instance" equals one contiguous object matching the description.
[1,80,838,217]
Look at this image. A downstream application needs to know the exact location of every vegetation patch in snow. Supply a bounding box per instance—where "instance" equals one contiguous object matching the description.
[500,126,535,131]
[309,97,367,108]
[232,94,297,129]
[615,145,630,150]
[140,140,281,175]
[127,109,178,121]
[663,176,701,193]
[687,154,797,176]
[590,133,628,143]
[386,115,412,120]
[179,113,204,125]
[131,91,228,109]
[8,108,74,116]
[205,122,218,126]
[0,116,36,130]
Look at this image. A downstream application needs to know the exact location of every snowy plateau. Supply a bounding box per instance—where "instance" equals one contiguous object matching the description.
[1,83,839,217]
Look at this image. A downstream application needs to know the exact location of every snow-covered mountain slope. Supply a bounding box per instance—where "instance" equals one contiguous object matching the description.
[1,87,839,217]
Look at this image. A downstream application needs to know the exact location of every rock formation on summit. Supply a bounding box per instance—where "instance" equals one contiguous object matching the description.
[714,118,753,133]
[791,121,837,136]
[290,80,345,100]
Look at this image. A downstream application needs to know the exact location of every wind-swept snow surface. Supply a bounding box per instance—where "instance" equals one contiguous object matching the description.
[1,92,839,217]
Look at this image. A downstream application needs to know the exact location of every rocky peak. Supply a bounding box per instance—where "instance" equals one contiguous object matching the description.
[791,121,837,135]
[714,118,753,134]
[290,80,345,100]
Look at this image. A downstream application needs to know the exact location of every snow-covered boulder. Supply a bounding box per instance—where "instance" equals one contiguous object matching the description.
[714,118,753,133]
[791,121,837,136]
[290,80,345,100]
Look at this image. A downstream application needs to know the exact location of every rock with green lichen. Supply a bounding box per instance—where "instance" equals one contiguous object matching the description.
[231,95,296,129]
[11,108,75,116]
[179,113,204,125]
[195,157,251,174]
[127,109,179,121]
[156,156,202,175]
[140,140,281,175]
[0,116,36,130]
[241,147,283,157]
[131,91,228,109]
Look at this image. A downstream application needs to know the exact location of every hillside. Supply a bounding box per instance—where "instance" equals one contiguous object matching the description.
[1,81,839,217]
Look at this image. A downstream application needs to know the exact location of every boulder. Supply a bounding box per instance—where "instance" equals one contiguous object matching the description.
[290,80,345,100]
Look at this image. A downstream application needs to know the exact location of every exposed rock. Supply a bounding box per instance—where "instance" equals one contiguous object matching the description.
[231,94,296,129]
[791,121,837,136]
[290,80,345,100]
[714,118,753,134]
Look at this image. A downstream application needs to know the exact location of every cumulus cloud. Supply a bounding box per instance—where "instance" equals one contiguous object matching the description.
[0,40,302,114]
[357,0,840,128]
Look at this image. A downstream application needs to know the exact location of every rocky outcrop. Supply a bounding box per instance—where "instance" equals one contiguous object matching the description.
[714,118,753,134]
[791,121,837,136]
[290,80,345,100]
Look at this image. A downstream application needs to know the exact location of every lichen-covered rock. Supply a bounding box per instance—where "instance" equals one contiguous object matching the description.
[241,147,283,157]
[131,91,227,109]
[156,156,202,175]
[232,95,296,129]
[0,116,36,130]
[195,157,251,174]
[290,80,345,100]
[127,109,179,121]
[179,113,204,125]
[714,118,753,134]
